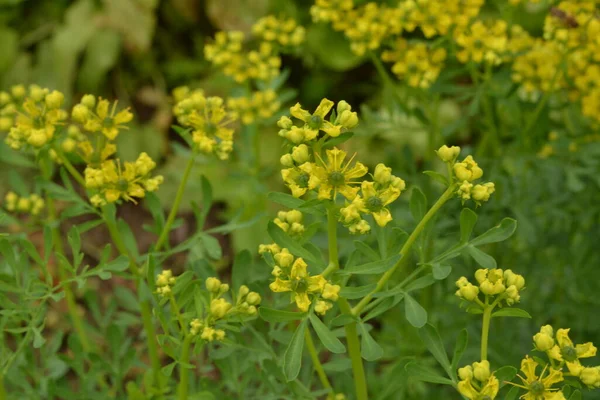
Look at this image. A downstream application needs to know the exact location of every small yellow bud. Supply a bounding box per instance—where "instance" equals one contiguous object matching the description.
[280,153,294,167]
[247,305,257,315]
[62,138,76,153]
[474,269,487,284]
[210,298,232,319]
[219,283,229,293]
[458,365,473,381]
[45,91,64,109]
[11,85,26,98]
[81,94,96,109]
[338,110,358,128]
[205,277,222,292]
[456,277,469,287]
[0,117,12,131]
[238,285,250,298]
[534,332,555,352]
[291,144,310,164]
[473,360,490,382]
[390,176,406,191]
[315,300,332,315]
[580,367,600,387]
[285,210,303,224]
[540,325,553,337]
[373,163,392,184]
[458,283,479,301]
[72,104,89,123]
[322,283,340,301]
[336,100,352,115]
[246,292,261,305]
[277,116,293,129]
[274,248,294,268]
[27,129,48,147]
[436,145,461,162]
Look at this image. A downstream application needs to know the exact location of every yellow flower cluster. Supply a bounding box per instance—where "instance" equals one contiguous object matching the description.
[381,39,447,88]
[252,15,305,47]
[172,88,236,160]
[458,360,499,400]
[533,325,599,382]
[227,89,280,125]
[454,20,508,65]
[263,247,339,314]
[512,40,564,102]
[5,86,67,150]
[71,95,133,141]
[3,191,45,216]
[456,268,525,306]
[273,209,305,237]
[156,269,177,297]
[0,86,24,132]
[204,30,283,83]
[339,163,405,234]
[509,356,566,400]
[190,277,261,342]
[84,152,163,206]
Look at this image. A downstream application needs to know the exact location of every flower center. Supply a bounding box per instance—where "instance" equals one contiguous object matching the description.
[296,172,310,188]
[205,123,217,135]
[308,115,322,130]
[117,179,129,191]
[561,345,578,362]
[328,171,345,187]
[529,380,545,396]
[480,396,492,400]
[293,279,308,293]
[366,196,383,212]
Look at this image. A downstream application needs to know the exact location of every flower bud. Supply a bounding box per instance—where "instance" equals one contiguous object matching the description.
[338,110,358,128]
[336,100,351,115]
[436,145,460,162]
[247,305,257,315]
[81,94,96,109]
[280,153,294,167]
[27,129,48,147]
[0,117,12,131]
[205,277,222,292]
[277,116,293,129]
[458,283,479,301]
[458,365,473,381]
[291,144,310,164]
[322,283,340,301]
[473,360,490,382]
[274,248,294,268]
[373,163,392,184]
[540,325,554,337]
[479,280,495,295]
[315,300,332,315]
[246,292,261,305]
[72,104,89,123]
[238,285,250,298]
[219,283,229,293]
[285,210,303,224]
[45,91,64,109]
[11,85,26,98]
[390,176,406,191]
[534,332,555,352]
[210,298,232,319]
[456,276,469,288]
[580,367,600,387]
[474,269,487,284]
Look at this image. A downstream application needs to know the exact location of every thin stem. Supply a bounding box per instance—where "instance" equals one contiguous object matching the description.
[170,295,188,335]
[339,299,368,400]
[481,306,492,361]
[155,156,195,251]
[322,205,339,277]
[58,153,86,187]
[304,328,333,393]
[0,374,5,400]
[352,184,457,315]
[177,335,194,400]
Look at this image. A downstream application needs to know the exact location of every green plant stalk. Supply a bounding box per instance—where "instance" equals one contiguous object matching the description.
[339,299,368,400]
[322,206,339,277]
[304,328,333,393]
[352,184,457,315]
[481,305,492,361]
[0,374,5,400]
[58,153,86,187]
[177,335,194,400]
[155,155,195,251]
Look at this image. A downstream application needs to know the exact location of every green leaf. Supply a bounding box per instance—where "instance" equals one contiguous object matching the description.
[259,307,306,323]
[161,362,176,377]
[404,274,436,292]
[466,245,497,269]
[409,187,427,221]
[343,254,401,275]
[118,219,140,260]
[321,132,354,149]
[267,192,324,215]
[232,250,251,289]
[283,319,308,381]
[353,240,380,261]
[494,366,518,385]
[460,208,478,243]
[267,221,322,265]
[330,314,357,327]
[492,308,531,319]
[309,314,345,354]
[568,390,582,400]
[505,385,521,400]
[33,327,46,348]
[423,170,448,186]
[451,329,468,374]
[78,29,121,91]
[405,362,454,385]
[404,294,427,328]
[200,233,222,260]
[201,175,213,219]
[103,255,130,272]
[419,324,451,377]
[470,218,517,246]
[432,264,452,280]
[340,284,376,299]
[358,323,383,361]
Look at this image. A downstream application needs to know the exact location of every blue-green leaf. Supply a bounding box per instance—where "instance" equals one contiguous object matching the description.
[470,218,517,246]
[460,208,478,243]
[309,314,345,354]
[404,294,427,328]
[283,319,308,381]
[259,307,306,323]
[358,323,383,361]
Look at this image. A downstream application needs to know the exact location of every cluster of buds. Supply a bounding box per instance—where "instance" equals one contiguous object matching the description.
[262,246,340,314]
[457,360,499,400]
[437,145,496,207]
[0,86,23,131]
[5,86,67,150]
[84,152,163,206]
[339,163,406,234]
[189,277,262,342]
[227,89,280,125]
[252,16,306,48]
[71,95,133,141]
[3,192,45,216]
[533,325,599,385]
[172,88,236,160]
[277,98,358,144]
[456,268,525,306]
[273,209,305,236]
[155,269,177,297]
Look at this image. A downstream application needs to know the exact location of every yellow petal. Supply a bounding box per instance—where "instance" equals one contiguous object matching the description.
[457,380,478,400]
[290,103,311,122]
[321,121,341,137]
[326,148,346,170]
[480,376,499,398]
[576,342,597,358]
[547,345,563,362]
[313,98,334,118]
[373,208,393,227]
[307,275,326,293]
[294,292,311,312]
[345,162,368,180]
[361,181,377,198]
[269,278,292,293]
[520,356,538,383]
[542,367,564,387]
[290,258,308,279]
[556,329,573,348]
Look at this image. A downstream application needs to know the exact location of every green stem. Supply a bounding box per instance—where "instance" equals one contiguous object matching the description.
[352,184,457,315]
[322,206,339,277]
[58,153,86,187]
[339,299,368,400]
[0,374,5,400]
[304,328,333,393]
[177,335,193,400]
[155,156,195,252]
[481,306,492,361]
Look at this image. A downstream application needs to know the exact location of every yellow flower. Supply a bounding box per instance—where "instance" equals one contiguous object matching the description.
[74,96,133,140]
[156,269,176,297]
[311,148,368,200]
[508,356,565,400]
[580,367,600,388]
[547,328,597,376]
[382,39,447,89]
[455,277,480,301]
[252,15,305,47]
[281,162,320,198]
[290,98,339,137]
[269,257,327,312]
[227,89,280,124]
[534,325,556,352]
[457,361,499,400]
[436,145,461,163]
[210,298,233,319]
[351,181,402,227]
[453,155,483,182]
[454,20,508,65]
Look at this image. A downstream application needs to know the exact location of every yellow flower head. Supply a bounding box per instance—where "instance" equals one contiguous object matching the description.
[382,39,447,89]
[252,15,306,47]
[72,95,133,141]
[281,162,320,198]
[3,192,45,216]
[349,180,402,227]
[227,89,280,125]
[274,209,305,236]
[547,328,597,376]
[509,356,565,400]
[454,20,508,65]
[156,269,176,297]
[311,148,368,201]
[457,360,499,400]
[341,3,402,56]
[269,257,327,312]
